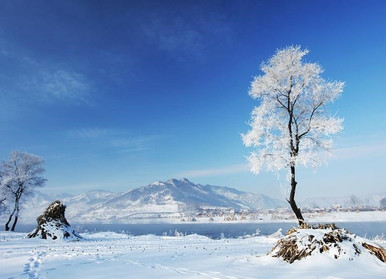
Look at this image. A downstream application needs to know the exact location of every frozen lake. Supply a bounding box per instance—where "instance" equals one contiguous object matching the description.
[15,221,386,239]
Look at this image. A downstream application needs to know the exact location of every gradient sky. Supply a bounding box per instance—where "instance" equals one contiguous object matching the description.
[1,0,385,199]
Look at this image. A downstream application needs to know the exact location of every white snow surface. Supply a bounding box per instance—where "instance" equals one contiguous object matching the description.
[0,230,385,278]
[28,220,81,241]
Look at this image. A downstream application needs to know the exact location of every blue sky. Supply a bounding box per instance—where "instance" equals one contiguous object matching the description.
[1,0,386,199]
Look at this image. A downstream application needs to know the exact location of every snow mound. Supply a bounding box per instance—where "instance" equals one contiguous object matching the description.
[270,223,386,264]
[268,228,284,239]
[27,200,81,241]
[84,231,129,240]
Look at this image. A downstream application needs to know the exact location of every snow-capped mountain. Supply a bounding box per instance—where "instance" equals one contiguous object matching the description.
[13,178,385,224]
[16,178,286,224]
[69,178,287,223]
[105,178,283,210]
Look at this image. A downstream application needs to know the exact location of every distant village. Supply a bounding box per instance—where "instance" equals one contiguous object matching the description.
[177,201,386,223]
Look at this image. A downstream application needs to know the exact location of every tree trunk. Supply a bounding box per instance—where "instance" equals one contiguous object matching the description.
[5,214,13,231]
[10,201,20,232]
[11,215,18,232]
[5,207,16,231]
[287,165,305,226]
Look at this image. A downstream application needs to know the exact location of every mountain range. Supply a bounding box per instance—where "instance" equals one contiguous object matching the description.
[17,178,286,224]
[10,178,385,224]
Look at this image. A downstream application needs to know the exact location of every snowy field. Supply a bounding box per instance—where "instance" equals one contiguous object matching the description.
[1,230,385,279]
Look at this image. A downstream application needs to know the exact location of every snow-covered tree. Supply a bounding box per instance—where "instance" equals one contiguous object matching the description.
[0,194,6,214]
[0,178,7,212]
[0,151,46,231]
[380,197,386,210]
[242,46,344,225]
[350,194,361,209]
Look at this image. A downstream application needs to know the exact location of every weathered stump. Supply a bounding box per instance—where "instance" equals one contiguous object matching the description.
[269,223,386,263]
[27,200,81,240]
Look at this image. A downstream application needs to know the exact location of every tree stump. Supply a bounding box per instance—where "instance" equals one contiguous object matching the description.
[270,223,386,263]
[27,200,81,240]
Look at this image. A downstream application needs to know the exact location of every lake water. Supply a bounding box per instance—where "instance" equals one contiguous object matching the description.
[16,221,386,239]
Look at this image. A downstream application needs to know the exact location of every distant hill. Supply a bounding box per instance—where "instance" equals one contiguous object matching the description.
[16,178,286,224]
[14,178,383,224]
[300,192,386,209]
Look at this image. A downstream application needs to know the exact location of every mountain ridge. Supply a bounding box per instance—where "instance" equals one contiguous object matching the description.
[16,178,286,224]
[12,178,385,224]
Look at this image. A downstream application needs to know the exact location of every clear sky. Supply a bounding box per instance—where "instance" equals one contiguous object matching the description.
[1,0,385,199]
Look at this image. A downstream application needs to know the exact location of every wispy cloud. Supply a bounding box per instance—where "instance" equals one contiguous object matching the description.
[143,19,203,58]
[142,12,233,61]
[20,69,91,104]
[330,131,386,161]
[333,141,386,160]
[110,135,168,148]
[178,139,386,179]
[68,128,118,139]
[0,39,93,105]
[68,127,169,153]
[178,164,249,178]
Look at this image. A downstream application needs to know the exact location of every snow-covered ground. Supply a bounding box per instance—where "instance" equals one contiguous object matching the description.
[1,230,385,279]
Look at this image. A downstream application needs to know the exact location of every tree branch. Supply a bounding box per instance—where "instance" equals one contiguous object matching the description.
[298,101,324,139]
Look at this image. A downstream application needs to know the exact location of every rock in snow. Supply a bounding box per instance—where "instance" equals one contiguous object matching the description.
[27,200,81,240]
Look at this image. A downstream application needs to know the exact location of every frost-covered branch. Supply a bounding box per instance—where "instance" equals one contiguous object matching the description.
[242,45,344,173]
[0,151,46,231]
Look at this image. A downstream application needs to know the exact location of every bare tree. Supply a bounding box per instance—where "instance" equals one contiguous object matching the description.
[242,46,344,225]
[0,151,46,231]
